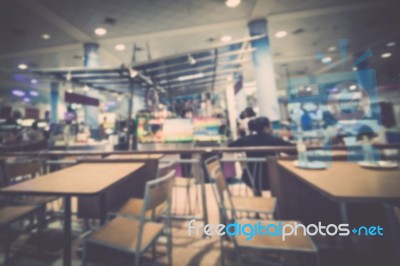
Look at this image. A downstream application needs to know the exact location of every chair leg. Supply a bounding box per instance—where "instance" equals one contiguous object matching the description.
[81,242,87,266]
[4,226,11,266]
[219,237,225,266]
[134,251,140,266]
[315,252,322,266]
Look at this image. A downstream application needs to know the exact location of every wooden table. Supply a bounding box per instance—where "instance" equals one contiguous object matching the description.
[0,163,144,266]
[274,160,400,262]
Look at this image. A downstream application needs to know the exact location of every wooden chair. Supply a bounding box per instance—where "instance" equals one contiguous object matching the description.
[204,156,276,220]
[83,170,174,266]
[113,161,175,219]
[0,205,39,265]
[209,163,320,266]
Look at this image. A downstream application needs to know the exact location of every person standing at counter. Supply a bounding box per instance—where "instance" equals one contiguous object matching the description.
[229,117,294,196]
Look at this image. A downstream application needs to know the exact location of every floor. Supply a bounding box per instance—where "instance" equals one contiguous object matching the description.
[0,183,398,266]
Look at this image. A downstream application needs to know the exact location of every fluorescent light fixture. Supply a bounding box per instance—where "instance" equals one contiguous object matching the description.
[30,79,38,84]
[129,68,138,78]
[94,27,107,36]
[321,56,332,63]
[83,85,90,92]
[115,44,126,51]
[327,46,337,52]
[18,64,28,70]
[12,90,25,97]
[188,55,196,65]
[29,90,39,97]
[386,42,396,47]
[225,0,241,8]
[41,34,51,40]
[221,35,232,42]
[349,85,357,91]
[381,52,392,58]
[177,73,204,81]
[275,31,287,38]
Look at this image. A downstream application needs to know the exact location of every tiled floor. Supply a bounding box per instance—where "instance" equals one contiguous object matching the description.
[0,184,398,266]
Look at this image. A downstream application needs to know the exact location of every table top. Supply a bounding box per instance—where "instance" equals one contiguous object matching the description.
[106,154,164,160]
[0,163,144,196]
[278,160,400,201]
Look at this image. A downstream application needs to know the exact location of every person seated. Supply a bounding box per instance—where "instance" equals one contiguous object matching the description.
[229,117,294,196]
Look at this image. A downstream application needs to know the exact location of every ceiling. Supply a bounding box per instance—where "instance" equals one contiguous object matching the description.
[0,0,399,101]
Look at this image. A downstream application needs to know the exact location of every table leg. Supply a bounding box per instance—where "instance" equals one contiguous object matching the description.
[63,195,72,266]
[200,167,208,225]
[99,193,106,225]
[383,203,400,264]
[340,202,349,224]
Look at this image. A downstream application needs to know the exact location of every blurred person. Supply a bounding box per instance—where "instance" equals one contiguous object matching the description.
[238,107,257,136]
[28,121,44,142]
[229,116,294,196]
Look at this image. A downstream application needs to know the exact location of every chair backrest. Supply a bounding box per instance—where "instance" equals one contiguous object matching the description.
[136,170,175,252]
[157,161,175,178]
[6,159,42,183]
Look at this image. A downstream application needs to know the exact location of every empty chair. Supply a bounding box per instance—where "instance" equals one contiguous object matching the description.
[115,161,175,219]
[205,156,276,219]
[0,205,39,265]
[209,161,320,266]
[82,170,175,266]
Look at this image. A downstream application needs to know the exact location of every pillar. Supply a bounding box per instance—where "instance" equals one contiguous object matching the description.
[83,43,100,137]
[248,19,280,124]
[50,82,59,124]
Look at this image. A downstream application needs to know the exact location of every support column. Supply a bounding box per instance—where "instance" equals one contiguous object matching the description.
[50,82,59,124]
[83,43,100,138]
[248,19,280,123]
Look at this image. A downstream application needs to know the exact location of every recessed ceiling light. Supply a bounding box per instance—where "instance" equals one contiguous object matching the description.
[381,52,392,58]
[30,79,38,84]
[18,64,28,70]
[386,42,396,47]
[275,31,287,38]
[29,90,39,97]
[321,56,332,63]
[188,55,197,65]
[129,69,138,78]
[352,66,358,71]
[23,97,31,103]
[12,90,25,97]
[225,0,241,8]
[327,46,337,52]
[221,35,232,42]
[349,85,357,91]
[41,34,51,40]
[115,44,126,51]
[94,27,107,36]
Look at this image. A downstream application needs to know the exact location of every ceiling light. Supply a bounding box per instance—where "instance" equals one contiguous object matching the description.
[386,42,396,47]
[115,44,126,51]
[129,68,138,78]
[83,85,90,92]
[41,34,51,40]
[381,52,392,58]
[18,64,28,70]
[349,85,357,91]
[29,90,39,97]
[30,79,38,84]
[188,55,197,65]
[225,0,241,8]
[94,27,107,36]
[177,73,204,81]
[305,87,312,92]
[321,56,332,64]
[327,46,337,52]
[352,66,358,71]
[12,90,25,97]
[221,35,232,42]
[275,31,287,38]
[23,97,31,103]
